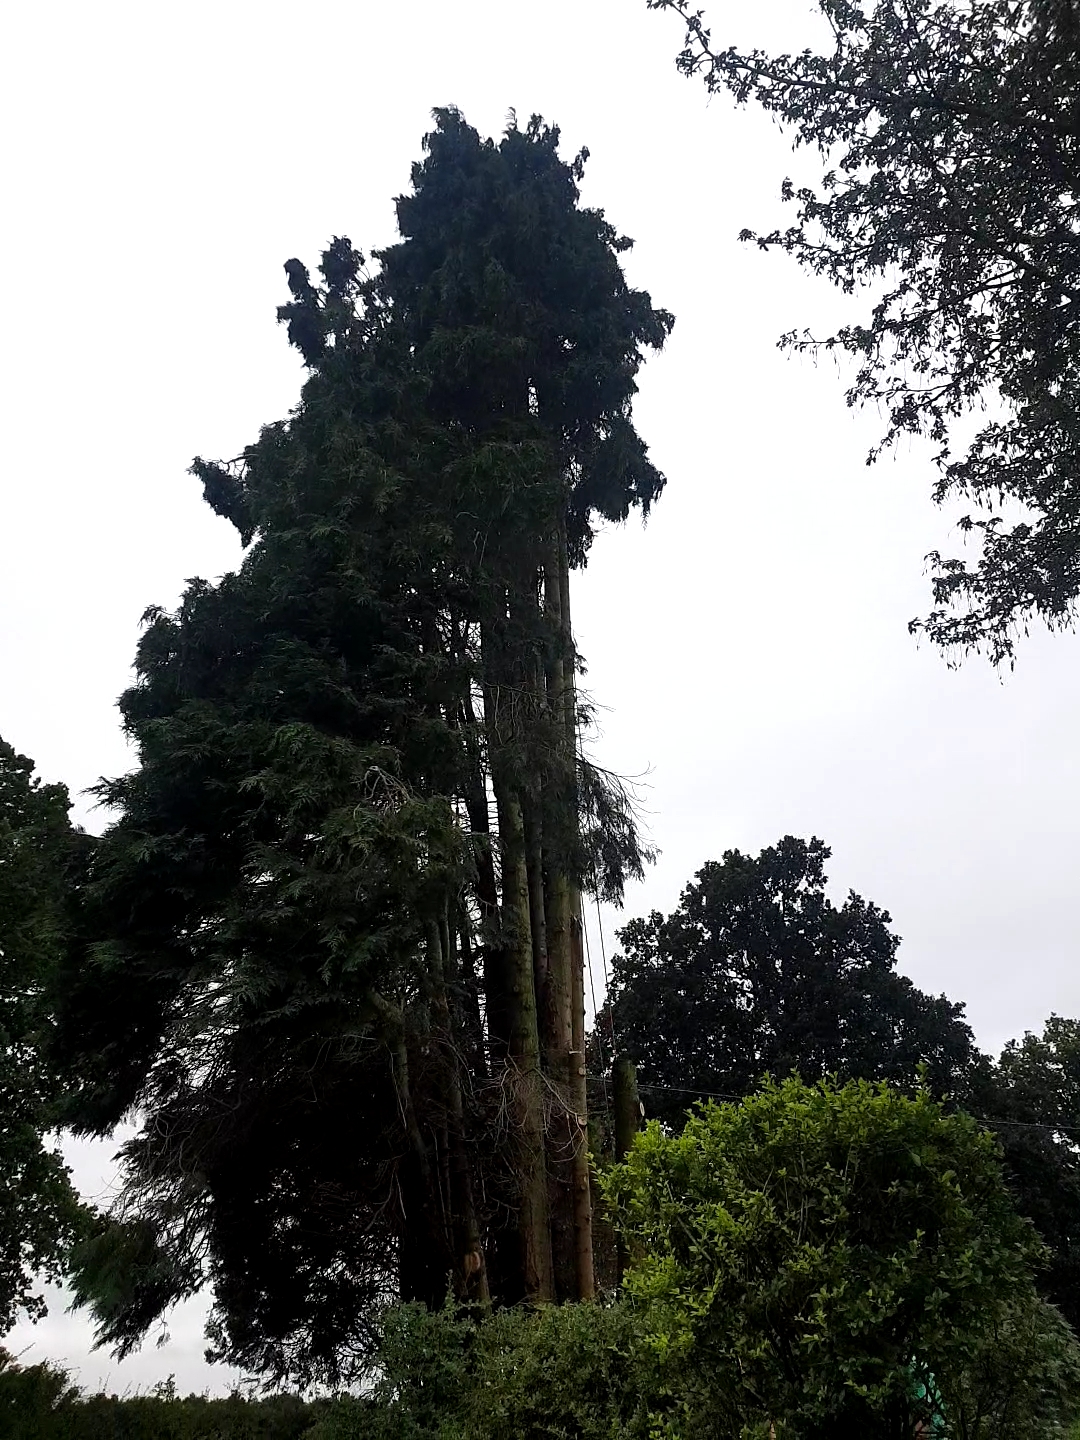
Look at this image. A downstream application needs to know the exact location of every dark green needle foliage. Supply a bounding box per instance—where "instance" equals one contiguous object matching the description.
[598,836,979,1128]
[53,109,671,1385]
[0,740,90,1328]
[652,0,1080,661]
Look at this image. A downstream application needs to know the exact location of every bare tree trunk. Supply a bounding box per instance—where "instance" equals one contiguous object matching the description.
[553,518,596,1302]
[542,861,576,1300]
[528,536,574,1300]
[569,896,595,1300]
[524,800,549,1006]
[495,779,555,1302]
[482,615,555,1303]
[429,917,490,1304]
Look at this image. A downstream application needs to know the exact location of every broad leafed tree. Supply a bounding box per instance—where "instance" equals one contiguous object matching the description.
[651,0,1080,661]
[979,1016,1080,1333]
[597,836,981,1128]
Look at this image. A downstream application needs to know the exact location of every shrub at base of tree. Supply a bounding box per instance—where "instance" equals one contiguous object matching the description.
[349,1300,657,1440]
[602,1076,1080,1439]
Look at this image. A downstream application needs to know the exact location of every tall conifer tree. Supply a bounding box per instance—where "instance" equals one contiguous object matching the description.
[54,111,671,1385]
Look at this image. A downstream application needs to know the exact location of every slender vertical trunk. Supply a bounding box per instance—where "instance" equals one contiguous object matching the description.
[569,898,594,1299]
[462,679,517,1298]
[612,1054,641,1286]
[551,514,596,1301]
[482,615,555,1303]
[531,536,576,1299]
[523,799,549,1004]
[495,777,555,1302]
[542,864,576,1300]
[429,917,490,1304]
[461,691,509,1062]
[612,1056,641,1161]
[457,914,487,1080]
[372,992,447,1306]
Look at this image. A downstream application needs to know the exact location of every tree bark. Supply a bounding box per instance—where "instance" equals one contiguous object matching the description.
[483,615,555,1303]
[569,895,595,1300]
[495,779,555,1302]
[524,800,549,1004]
[551,517,596,1301]
[429,917,490,1304]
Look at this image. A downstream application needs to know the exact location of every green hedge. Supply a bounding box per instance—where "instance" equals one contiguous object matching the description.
[0,1354,332,1440]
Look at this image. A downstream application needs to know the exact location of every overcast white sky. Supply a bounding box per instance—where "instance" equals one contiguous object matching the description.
[4,0,1080,1398]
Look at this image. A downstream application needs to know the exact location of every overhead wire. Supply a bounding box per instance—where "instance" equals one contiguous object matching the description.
[582,1075,1080,1144]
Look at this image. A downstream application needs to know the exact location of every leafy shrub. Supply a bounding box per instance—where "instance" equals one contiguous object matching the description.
[0,1349,79,1440]
[451,1300,653,1439]
[603,1076,1059,1438]
[304,1299,656,1440]
[312,1078,1080,1439]
[61,1390,319,1440]
[0,1350,322,1440]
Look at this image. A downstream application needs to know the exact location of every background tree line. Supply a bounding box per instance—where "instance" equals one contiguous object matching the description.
[597,834,1080,1336]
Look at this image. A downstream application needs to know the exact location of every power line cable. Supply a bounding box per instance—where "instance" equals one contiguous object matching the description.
[580,1074,1080,1143]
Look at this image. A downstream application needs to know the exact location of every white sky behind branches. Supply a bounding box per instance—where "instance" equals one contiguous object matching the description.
[4,0,1080,1395]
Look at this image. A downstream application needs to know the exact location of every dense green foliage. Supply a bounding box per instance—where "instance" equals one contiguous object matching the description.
[315,1300,656,1440]
[0,740,89,1329]
[979,1017,1080,1334]
[307,1292,1080,1439]
[603,1076,1066,1439]
[6,1078,1079,1439]
[51,110,671,1385]
[651,0,1080,660]
[0,1350,323,1440]
[598,836,1080,1337]
[940,1298,1080,1440]
[599,836,980,1127]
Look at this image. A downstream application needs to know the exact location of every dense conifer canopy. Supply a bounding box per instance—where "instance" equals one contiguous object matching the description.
[52,110,671,1386]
